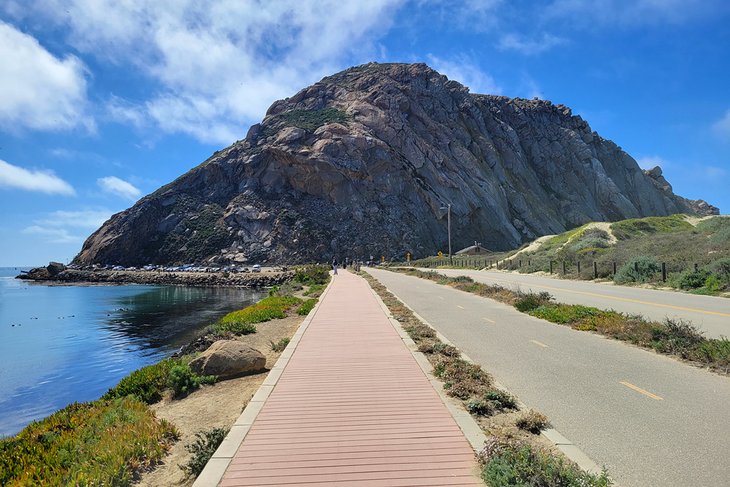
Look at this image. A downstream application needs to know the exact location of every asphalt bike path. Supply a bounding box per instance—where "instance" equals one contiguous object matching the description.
[368,267,730,487]
[417,268,730,339]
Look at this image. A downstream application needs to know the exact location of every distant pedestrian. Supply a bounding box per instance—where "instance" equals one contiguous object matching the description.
[332,258,338,275]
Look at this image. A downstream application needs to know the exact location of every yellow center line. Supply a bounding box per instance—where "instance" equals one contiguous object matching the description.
[483,317,496,324]
[456,305,465,309]
[620,381,663,401]
[530,340,548,348]
[477,275,730,318]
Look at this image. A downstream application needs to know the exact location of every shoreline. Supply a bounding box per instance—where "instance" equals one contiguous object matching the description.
[17,268,293,288]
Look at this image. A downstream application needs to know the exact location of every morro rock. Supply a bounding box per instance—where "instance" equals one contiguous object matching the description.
[74,63,718,265]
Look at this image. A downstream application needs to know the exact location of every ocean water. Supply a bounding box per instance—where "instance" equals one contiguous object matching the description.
[0,267,265,437]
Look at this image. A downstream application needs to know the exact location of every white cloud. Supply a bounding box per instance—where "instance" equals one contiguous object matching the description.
[546,0,730,27]
[0,21,92,132]
[22,208,113,244]
[712,109,730,140]
[0,159,75,195]
[426,55,501,95]
[98,176,141,200]
[498,33,567,55]
[4,1,403,144]
[636,155,669,170]
[37,209,113,229]
[22,225,81,244]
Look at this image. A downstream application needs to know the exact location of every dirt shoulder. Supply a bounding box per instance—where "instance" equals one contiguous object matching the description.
[136,313,304,487]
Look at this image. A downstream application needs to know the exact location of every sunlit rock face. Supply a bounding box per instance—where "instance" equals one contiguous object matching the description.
[74,63,718,265]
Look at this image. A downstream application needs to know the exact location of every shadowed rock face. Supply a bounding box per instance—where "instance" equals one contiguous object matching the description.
[74,63,718,265]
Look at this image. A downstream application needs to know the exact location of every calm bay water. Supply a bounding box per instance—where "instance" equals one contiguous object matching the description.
[0,267,264,437]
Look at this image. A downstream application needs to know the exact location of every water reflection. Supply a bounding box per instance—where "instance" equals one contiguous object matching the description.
[0,274,264,437]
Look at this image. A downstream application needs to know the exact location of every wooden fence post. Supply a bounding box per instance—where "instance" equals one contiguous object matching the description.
[662,262,666,282]
[593,261,598,279]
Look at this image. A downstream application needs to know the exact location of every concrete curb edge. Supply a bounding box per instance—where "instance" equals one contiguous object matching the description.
[365,270,604,476]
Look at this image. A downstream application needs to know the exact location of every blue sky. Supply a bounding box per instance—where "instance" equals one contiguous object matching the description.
[1,0,729,266]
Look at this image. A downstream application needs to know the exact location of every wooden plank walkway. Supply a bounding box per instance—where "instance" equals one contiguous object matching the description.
[219,270,482,486]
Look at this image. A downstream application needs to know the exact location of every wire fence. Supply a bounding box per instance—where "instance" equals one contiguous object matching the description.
[405,255,712,283]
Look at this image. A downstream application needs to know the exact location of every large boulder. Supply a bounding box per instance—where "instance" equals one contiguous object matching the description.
[46,261,66,276]
[189,340,266,378]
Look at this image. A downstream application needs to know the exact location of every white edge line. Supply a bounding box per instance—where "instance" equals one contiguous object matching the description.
[192,276,336,487]
[365,269,605,476]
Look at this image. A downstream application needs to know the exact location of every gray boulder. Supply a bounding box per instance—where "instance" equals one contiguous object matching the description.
[189,340,266,378]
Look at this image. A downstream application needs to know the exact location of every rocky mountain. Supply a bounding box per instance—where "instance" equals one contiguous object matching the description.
[74,63,718,265]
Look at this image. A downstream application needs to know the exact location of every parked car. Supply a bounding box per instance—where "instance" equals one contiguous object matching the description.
[251,264,261,272]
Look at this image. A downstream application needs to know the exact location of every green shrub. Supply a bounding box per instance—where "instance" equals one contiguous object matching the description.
[709,258,730,282]
[103,357,182,404]
[270,337,290,352]
[297,298,317,315]
[280,108,349,131]
[293,265,331,285]
[180,428,229,477]
[530,304,600,324]
[611,214,691,240]
[481,444,612,487]
[514,292,553,312]
[515,410,549,434]
[215,296,302,334]
[688,339,730,372]
[614,256,661,283]
[484,390,518,410]
[0,397,177,486]
[167,364,216,399]
[466,398,495,416]
[677,269,711,289]
[303,284,325,297]
[703,274,723,293]
[651,319,705,356]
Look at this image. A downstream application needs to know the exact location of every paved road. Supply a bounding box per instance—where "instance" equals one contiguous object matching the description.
[413,268,730,339]
[367,268,730,487]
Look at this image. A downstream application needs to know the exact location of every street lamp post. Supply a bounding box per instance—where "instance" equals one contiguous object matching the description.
[439,203,452,265]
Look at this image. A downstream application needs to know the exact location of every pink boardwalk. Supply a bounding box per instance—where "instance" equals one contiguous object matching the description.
[220,270,482,486]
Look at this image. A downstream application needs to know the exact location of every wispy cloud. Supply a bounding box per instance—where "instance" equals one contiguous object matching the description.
[22,208,113,244]
[4,1,404,144]
[636,155,669,170]
[545,0,730,27]
[426,54,501,95]
[36,209,113,229]
[0,159,75,195]
[712,109,730,140]
[21,225,81,244]
[98,176,141,200]
[0,20,92,133]
[498,33,566,55]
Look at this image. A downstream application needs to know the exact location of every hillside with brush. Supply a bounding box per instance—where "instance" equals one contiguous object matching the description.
[502,214,730,294]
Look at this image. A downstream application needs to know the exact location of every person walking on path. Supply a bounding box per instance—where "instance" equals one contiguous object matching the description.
[332,257,338,275]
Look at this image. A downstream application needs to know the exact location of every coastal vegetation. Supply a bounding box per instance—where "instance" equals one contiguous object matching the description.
[393,268,730,374]
[2,265,332,485]
[214,295,302,334]
[414,214,730,295]
[361,272,611,486]
[179,428,229,477]
[0,397,177,486]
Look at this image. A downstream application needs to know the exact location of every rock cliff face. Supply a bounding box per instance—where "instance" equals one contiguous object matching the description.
[74,63,718,265]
